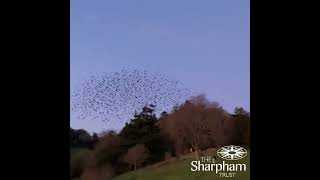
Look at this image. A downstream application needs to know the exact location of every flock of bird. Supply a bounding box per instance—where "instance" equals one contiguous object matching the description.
[71,69,193,126]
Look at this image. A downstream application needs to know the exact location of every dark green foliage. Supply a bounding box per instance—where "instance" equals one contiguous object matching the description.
[231,107,250,148]
[70,127,99,149]
[119,105,171,164]
[119,105,159,144]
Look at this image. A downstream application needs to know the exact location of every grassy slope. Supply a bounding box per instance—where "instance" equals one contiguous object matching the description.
[113,150,250,180]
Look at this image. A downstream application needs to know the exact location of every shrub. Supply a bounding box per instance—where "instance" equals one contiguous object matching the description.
[81,165,114,180]
[70,149,92,178]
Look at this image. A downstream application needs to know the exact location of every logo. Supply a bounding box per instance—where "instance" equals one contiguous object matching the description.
[190,145,248,178]
[191,145,248,178]
[217,145,247,160]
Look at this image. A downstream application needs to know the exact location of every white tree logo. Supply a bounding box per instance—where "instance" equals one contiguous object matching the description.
[217,145,247,160]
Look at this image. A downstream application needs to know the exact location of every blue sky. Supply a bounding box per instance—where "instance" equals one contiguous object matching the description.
[71,0,250,133]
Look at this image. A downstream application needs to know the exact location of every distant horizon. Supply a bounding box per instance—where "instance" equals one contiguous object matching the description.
[71,0,250,133]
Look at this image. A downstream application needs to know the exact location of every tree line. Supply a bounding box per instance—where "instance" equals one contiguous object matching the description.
[70,94,250,180]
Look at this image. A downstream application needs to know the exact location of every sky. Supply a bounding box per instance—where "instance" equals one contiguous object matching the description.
[70,0,250,133]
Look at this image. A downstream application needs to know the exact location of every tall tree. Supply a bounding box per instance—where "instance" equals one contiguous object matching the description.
[119,104,158,144]
[119,105,170,163]
[231,107,250,147]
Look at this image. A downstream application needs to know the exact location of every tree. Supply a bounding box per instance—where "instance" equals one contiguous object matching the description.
[230,107,250,147]
[120,105,170,163]
[161,95,229,159]
[70,127,97,149]
[123,144,149,170]
[159,111,169,120]
[91,133,99,147]
[93,132,124,166]
[98,130,117,137]
[120,104,158,145]
[70,149,93,178]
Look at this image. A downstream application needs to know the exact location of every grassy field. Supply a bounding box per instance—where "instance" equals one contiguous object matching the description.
[113,149,250,180]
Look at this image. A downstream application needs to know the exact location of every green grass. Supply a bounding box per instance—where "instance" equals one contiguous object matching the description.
[113,150,250,180]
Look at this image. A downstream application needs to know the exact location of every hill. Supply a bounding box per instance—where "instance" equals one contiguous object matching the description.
[113,149,250,180]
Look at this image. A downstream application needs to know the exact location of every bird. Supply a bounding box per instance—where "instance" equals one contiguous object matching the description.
[71,69,193,130]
